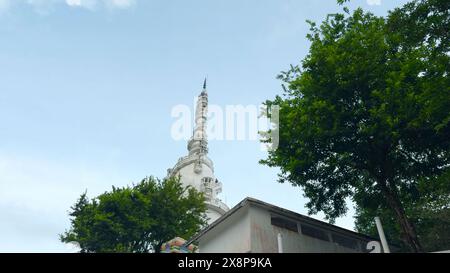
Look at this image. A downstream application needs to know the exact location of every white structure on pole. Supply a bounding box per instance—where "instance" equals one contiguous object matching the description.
[374,216,391,253]
[277,233,283,253]
[167,79,229,224]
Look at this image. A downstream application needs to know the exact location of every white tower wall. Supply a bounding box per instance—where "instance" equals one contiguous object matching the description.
[168,80,229,224]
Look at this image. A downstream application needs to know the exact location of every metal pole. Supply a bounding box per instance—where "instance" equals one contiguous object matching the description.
[277,233,283,253]
[374,217,391,253]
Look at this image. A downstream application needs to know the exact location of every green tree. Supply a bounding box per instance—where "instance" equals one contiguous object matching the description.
[355,170,450,252]
[260,1,450,252]
[60,176,207,253]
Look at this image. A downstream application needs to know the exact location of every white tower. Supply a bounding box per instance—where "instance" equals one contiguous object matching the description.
[167,79,229,224]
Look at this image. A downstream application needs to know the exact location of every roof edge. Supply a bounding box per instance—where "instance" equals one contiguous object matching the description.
[187,197,381,246]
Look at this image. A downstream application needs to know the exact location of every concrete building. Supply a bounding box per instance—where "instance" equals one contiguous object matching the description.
[167,80,229,224]
[187,197,381,253]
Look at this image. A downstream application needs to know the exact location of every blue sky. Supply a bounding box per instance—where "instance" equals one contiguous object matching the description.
[0,0,410,252]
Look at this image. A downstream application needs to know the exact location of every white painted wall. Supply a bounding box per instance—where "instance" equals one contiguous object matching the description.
[206,208,223,224]
[176,161,214,191]
[174,159,227,224]
[198,207,251,253]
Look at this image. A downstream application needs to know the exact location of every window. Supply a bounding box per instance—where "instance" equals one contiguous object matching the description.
[205,188,212,197]
[332,234,359,250]
[271,216,298,232]
[300,224,329,241]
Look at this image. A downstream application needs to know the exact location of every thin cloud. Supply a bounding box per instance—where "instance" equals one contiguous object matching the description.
[367,0,381,6]
[66,0,136,10]
[0,0,11,13]
[64,0,137,10]
[103,0,135,9]
[0,0,136,15]
[65,0,97,10]
[0,153,128,252]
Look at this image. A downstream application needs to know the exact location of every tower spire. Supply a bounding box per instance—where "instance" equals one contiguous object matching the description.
[167,79,229,224]
[187,79,209,156]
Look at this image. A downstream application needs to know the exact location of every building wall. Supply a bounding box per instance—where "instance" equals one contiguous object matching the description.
[206,209,223,224]
[198,206,251,253]
[196,201,374,253]
[175,161,214,191]
[174,160,226,223]
[249,205,367,253]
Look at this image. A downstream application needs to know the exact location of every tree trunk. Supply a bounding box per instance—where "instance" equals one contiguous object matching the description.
[154,242,163,253]
[379,181,423,252]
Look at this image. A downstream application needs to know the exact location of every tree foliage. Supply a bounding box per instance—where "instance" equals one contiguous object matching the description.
[60,176,207,253]
[261,0,450,252]
[355,169,450,252]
